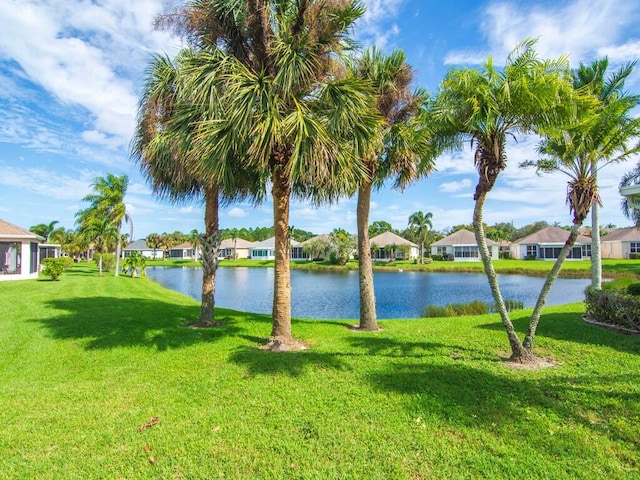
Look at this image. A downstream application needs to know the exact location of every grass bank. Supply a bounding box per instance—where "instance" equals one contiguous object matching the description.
[1,265,639,478]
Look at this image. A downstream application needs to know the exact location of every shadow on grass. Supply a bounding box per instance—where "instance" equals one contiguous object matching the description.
[369,361,640,446]
[32,296,242,351]
[476,312,640,356]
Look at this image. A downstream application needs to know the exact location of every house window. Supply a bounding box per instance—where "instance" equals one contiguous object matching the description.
[526,245,537,258]
[0,242,21,275]
[453,246,479,258]
[582,244,591,258]
[630,242,640,254]
[436,246,447,255]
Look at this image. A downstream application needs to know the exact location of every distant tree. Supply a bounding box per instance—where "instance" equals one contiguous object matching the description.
[329,229,356,266]
[188,229,201,262]
[368,221,395,238]
[146,233,161,260]
[514,221,549,241]
[408,211,433,264]
[78,217,118,276]
[302,237,330,261]
[620,164,640,227]
[30,220,59,242]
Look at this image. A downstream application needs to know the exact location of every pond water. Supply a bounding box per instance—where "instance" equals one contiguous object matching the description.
[146,266,590,319]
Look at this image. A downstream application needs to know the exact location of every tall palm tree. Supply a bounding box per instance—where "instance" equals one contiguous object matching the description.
[76,174,132,277]
[408,211,433,264]
[348,47,435,331]
[181,0,378,349]
[571,59,640,289]
[429,39,582,363]
[133,50,262,327]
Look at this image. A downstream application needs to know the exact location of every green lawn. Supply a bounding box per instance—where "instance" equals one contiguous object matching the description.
[1,265,639,478]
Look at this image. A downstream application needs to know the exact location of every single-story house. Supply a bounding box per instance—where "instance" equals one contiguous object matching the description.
[219,238,255,260]
[168,242,198,259]
[0,218,44,281]
[123,239,160,259]
[510,226,592,260]
[431,229,499,261]
[601,227,640,259]
[370,231,419,261]
[249,236,303,260]
[39,243,62,260]
[299,234,332,261]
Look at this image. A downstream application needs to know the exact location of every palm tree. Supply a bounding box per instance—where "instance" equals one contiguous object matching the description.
[29,220,59,242]
[76,174,132,277]
[181,0,378,349]
[571,59,640,289]
[620,164,640,226]
[146,233,161,260]
[408,211,433,264]
[188,229,201,262]
[429,39,582,363]
[78,217,118,276]
[348,47,436,331]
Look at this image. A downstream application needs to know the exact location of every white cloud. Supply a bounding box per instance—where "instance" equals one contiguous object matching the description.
[439,178,472,193]
[228,207,247,218]
[357,0,407,48]
[0,166,94,200]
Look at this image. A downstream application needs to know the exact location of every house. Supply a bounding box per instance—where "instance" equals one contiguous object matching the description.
[219,238,255,260]
[510,226,592,260]
[123,239,160,259]
[299,234,332,261]
[39,243,62,260]
[0,218,44,281]
[168,242,198,259]
[601,227,640,259]
[370,231,419,261]
[431,229,498,261]
[249,236,302,260]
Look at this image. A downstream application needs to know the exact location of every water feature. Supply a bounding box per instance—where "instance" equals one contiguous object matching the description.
[146,266,590,319]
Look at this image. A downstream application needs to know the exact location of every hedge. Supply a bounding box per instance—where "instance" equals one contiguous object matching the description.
[585,287,640,331]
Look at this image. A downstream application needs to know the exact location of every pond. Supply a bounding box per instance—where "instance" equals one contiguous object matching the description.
[146,266,590,319]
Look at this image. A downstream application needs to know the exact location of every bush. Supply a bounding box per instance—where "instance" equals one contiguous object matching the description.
[431,255,443,261]
[627,283,640,296]
[61,256,74,270]
[630,253,640,260]
[524,255,537,261]
[585,287,640,331]
[96,253,116,272]
[498,299,525,312]
[41,258,66,281]
[422,300,489,318]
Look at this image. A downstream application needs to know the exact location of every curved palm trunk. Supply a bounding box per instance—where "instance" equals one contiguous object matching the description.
[357,179,379,331]
[523,223,580,349]
[270,165,293,344]
[194,185,220,327]
[473,190,529,360]
[591,168,602,289]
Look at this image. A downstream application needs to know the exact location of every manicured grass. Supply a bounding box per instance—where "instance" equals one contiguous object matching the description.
[2,265,639,478]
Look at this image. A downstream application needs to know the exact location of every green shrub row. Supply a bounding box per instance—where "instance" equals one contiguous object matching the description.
[585,287,640,331]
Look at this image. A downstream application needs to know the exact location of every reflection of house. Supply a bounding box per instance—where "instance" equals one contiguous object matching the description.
[123,239,159,259]
[249,237,303,260]
[0,218,43,281]
[601,227,640,259]
[370,231,419,261]
[219,238,255,259]
[431,229,498,261]
[168,242,198,259]
[510,226,591,260]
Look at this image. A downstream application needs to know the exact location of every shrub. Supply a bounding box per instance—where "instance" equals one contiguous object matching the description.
[61,256,74,270]
[422,300,489,318]
[41,258,66,281]
[96,253,116,272]
[431,255,443,261]
[627,283,640,296]
[499,299,525,312]
[585,287,640,331]
[630,253,640,260]
[524,255,537,261]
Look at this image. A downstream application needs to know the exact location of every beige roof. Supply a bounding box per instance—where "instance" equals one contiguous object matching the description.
[432,229,498,246]
[370,231,417,248]
[601,227,640,242]
[220,237,255,249]
[300,234,330,246]
[513,226,591,245]
[170,242,194,250]
[0,218,43,240]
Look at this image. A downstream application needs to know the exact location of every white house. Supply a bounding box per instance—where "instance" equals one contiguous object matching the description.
[123,239,160,259]
[249,236,303,260]
[0,218,43,281]
[431,229,498,261]
[168,242,198,259]
[39,243,62,260]
[510,226,592,260]
[601,227,640,259]
[219,238,255,259]
[370,231,419,261]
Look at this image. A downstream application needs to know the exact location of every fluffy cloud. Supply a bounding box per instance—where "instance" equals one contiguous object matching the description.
[439,178,472,193]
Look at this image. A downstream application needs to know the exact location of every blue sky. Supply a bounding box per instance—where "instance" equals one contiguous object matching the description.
[1,0,639,239]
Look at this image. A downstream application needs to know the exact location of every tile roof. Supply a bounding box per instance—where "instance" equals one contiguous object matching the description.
[0,218,43,240]
[369,231,418,248]
[513,226,591,245]
[220,238,255,249]
[600,226,640,242]
[431,229,498,246]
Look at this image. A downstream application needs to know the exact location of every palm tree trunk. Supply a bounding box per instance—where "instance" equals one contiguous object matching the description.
[270,165,293,343]
[473,190,528,360]
[114,230,122,277]
[591,166,602,290]
[420,242,424,264]
[194,185,220,327]
[357,180,378,331]
[98,252,103,276]
[523,223,580,350]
